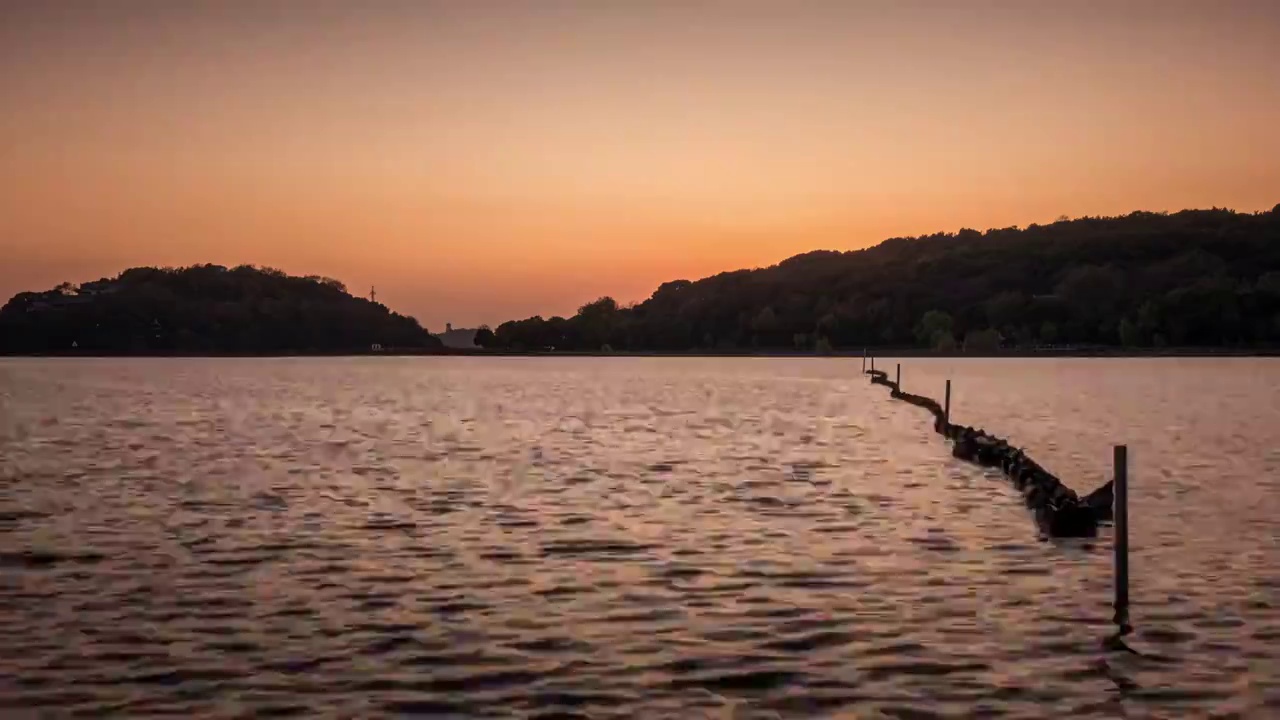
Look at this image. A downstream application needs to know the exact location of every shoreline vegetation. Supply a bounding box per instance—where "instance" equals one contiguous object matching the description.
[4,346,1278,359]
[0,265,442,356]
[3,204,1279,357]
[481,205,1280,355]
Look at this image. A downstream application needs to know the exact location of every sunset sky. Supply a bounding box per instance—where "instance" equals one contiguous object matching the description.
[2,1,1278,330]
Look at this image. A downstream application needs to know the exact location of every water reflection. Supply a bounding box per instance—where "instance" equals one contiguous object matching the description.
[0,357,1277,718]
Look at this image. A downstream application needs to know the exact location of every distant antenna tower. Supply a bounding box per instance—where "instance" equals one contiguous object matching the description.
[370,285,377,303]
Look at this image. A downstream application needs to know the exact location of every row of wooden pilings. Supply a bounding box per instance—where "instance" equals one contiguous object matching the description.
[862,353,1132,640]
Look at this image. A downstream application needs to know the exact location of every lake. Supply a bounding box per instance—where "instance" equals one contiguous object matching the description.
[1,357,1278,719]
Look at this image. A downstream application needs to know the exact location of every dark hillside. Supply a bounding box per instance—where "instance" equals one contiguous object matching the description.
[0,264,441,354]
[492,206,1280,351]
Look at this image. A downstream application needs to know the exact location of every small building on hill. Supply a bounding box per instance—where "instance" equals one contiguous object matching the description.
[436,322,479,349]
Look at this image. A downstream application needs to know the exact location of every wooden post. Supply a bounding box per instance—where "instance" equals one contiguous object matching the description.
[862,348,866,373]
[944,379,951,426]
[870,356,875,373]
[896,363,901,389]
[1114,444,1132,635]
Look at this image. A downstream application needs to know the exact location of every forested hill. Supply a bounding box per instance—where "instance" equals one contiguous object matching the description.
[0,265,441,354]
[488,205,1280,352]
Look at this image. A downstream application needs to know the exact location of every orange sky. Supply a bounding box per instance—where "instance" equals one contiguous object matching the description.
[2,1,1278,329]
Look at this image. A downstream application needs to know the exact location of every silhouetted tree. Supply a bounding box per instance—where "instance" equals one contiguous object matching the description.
[0,265,441,354]
[1039,322,1059,344]
[915,310,954,349]
[964,328,1002,352]
[984,291,1025,335]
[1118,317,1141,347]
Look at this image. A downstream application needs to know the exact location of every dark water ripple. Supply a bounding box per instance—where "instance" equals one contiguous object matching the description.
[1,357,1278,718]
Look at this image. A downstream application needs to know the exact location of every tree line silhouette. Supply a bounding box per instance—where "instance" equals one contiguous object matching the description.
[5,206,1277,356]
[483,205,1280,352]
[0,264,441,354]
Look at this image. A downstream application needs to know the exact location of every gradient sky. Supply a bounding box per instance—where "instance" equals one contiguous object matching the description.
[3,1,1278,329]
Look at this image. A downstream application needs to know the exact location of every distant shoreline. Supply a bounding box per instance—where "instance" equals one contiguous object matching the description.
[4,346,1278,359]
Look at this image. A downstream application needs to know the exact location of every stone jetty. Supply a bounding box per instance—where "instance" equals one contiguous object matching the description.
[866,367,1114,538]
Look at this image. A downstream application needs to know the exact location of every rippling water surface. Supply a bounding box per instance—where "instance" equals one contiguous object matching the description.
[2,357,1278,719]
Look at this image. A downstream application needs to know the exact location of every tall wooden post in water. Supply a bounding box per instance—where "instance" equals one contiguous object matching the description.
[896,363,901,389]
[944,379,952,426]
[862,349,867,373]
[1114,445,1132,635]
